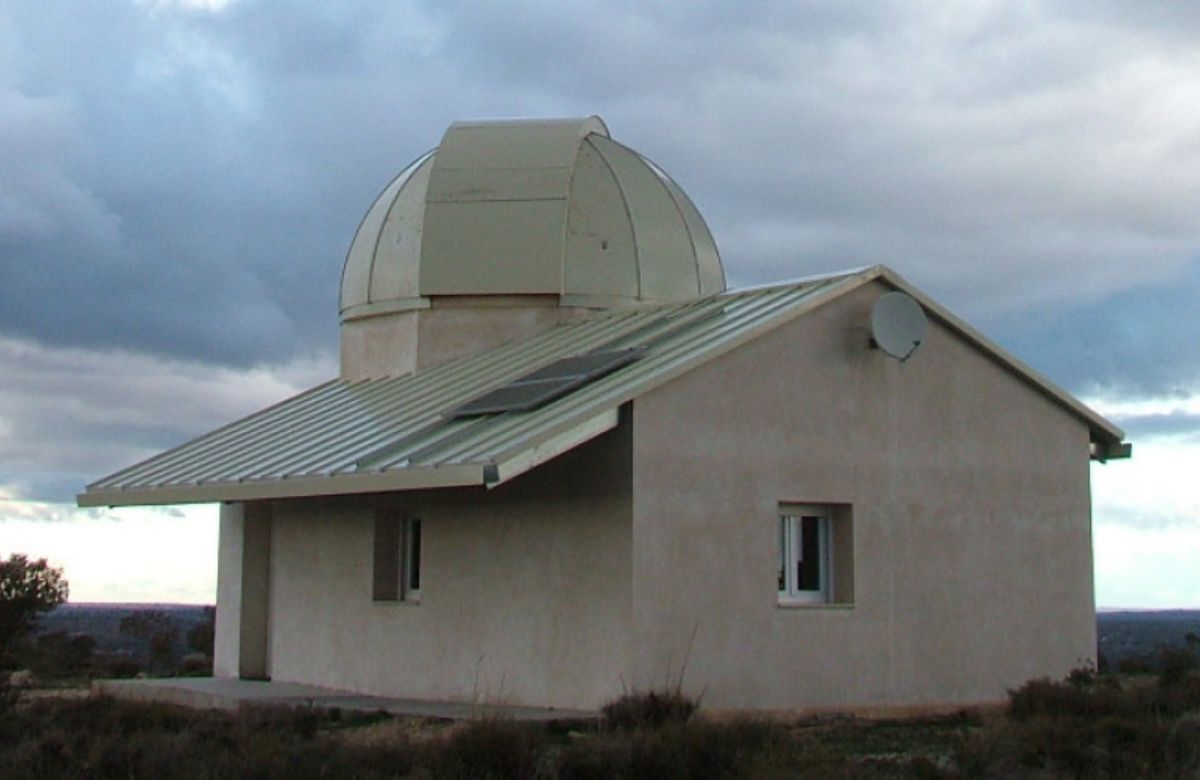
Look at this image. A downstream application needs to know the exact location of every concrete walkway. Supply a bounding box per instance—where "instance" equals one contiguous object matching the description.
[93,677,599,723]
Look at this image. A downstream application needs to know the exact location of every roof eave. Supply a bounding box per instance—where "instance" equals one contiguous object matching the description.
[77,463,488,508]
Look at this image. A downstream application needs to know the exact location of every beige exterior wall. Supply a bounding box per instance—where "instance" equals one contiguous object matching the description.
[340,312,419,381]
[340,297,587,380]
[262,420,633,709]
[628,280,1095,711]
[214,502,273,680]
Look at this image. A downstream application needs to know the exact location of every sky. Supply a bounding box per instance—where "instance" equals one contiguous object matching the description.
[1,0,1197,608]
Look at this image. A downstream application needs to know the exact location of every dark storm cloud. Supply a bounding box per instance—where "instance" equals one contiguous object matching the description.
[0,1,362,366]
[1,1,1199,385]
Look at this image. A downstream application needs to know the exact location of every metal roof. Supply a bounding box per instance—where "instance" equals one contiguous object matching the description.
[79,266,1127,508]
[339,116,725,322]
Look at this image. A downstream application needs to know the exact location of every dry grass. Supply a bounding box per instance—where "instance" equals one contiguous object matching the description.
[3,663,1199,779]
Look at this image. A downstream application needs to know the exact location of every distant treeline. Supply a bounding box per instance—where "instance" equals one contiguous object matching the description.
[21,604,1200,680]
[11,603,214,681]
[1098,610,1200,671]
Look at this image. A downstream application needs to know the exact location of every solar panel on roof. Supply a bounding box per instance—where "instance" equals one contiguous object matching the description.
[450,347,645,418]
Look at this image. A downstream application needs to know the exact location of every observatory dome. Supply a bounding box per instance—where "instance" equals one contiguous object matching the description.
[339,117,725,322]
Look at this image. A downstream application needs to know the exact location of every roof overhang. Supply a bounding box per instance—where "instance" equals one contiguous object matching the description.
[76,408,622,507]
[77,463,488,507]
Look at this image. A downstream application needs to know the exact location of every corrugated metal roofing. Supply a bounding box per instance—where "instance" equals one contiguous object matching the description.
[78,266,1127,507]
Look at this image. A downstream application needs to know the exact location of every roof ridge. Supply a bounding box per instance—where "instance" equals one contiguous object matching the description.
[723,265,881,296]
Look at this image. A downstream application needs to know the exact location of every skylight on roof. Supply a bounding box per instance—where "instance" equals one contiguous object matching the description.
[450,348,645,418]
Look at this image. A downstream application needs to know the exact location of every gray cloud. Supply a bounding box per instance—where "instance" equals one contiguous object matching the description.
[1111,412,1200,441]
[3,1,1198,376]
[2,0,1200,501]
[991,258,1200,397]
[1096,505,1200,532]
[0,335,333,502]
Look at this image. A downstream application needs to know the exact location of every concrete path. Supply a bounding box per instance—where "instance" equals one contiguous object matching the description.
[93,677,599,723]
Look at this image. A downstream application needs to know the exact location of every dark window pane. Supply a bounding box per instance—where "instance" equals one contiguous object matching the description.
[407,519,422,593]
[799,516,821,591]
[778,517,787,591]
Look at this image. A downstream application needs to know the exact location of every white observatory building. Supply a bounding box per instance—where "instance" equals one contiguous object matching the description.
[81,117,1129,712]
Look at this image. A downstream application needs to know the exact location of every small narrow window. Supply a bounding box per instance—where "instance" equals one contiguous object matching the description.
[404,518,421,599]
[373,512,422,603]
[778,506,831,604]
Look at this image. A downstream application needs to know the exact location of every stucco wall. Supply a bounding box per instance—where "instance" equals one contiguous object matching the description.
[340,297,590,380]
[264,419,632,709]
[629,280,1095,711]
[214,502,272,680]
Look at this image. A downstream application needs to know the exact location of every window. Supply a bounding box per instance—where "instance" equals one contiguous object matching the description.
[777,503,853,606]
[778,506,831,604]
[373,512,422,602]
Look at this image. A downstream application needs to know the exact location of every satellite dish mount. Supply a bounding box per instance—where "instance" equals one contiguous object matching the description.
[870,291,927,362]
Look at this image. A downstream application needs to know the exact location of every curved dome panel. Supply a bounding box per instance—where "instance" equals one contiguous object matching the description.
[340,151,434,316]
[340,117,724,322]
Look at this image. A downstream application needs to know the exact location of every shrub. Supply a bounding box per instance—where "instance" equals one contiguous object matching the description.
[433,716,546,780]
[601,689,700,731]
[1065,662,1095,688]
[23,631,96,679]
[1118,655,1153,674]
[93,654,141,679]
[1167,713,1200,777]
[187,607,216,657]
[959,667,1200,778]
[0,674,16,715]
[178,653,212,677]
[1158,643,1197,688]
[556,718,814,780]
[0,697,422,780]
[1008,676,1126,721]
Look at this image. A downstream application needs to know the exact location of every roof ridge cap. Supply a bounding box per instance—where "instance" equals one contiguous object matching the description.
[724,265,882,295]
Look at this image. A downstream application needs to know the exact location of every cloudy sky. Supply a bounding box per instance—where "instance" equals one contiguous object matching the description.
[1,0,1196,607]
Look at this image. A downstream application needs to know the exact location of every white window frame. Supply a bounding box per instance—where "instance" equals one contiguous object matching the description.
[778,505,832,605]
[373,513,422,604]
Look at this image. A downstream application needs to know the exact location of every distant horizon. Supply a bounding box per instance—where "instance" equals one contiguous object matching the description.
[57,599,1200,613]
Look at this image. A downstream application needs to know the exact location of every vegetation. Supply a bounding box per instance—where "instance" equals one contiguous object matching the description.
[1097,610,1200,671]
[119,609,182,673]
[3,597,1197,777]
[0,553,69,663]
[956,665,1200,777]
[601,688,699,730]
[3,644,1199,779]
[7,603,216,684]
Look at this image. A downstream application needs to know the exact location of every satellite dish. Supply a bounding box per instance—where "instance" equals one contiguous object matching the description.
[870,292,927,362]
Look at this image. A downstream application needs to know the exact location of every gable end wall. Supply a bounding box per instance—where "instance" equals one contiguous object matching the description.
[629,280,1095,711]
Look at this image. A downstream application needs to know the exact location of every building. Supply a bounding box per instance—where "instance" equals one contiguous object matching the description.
[79,117,1130,712]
